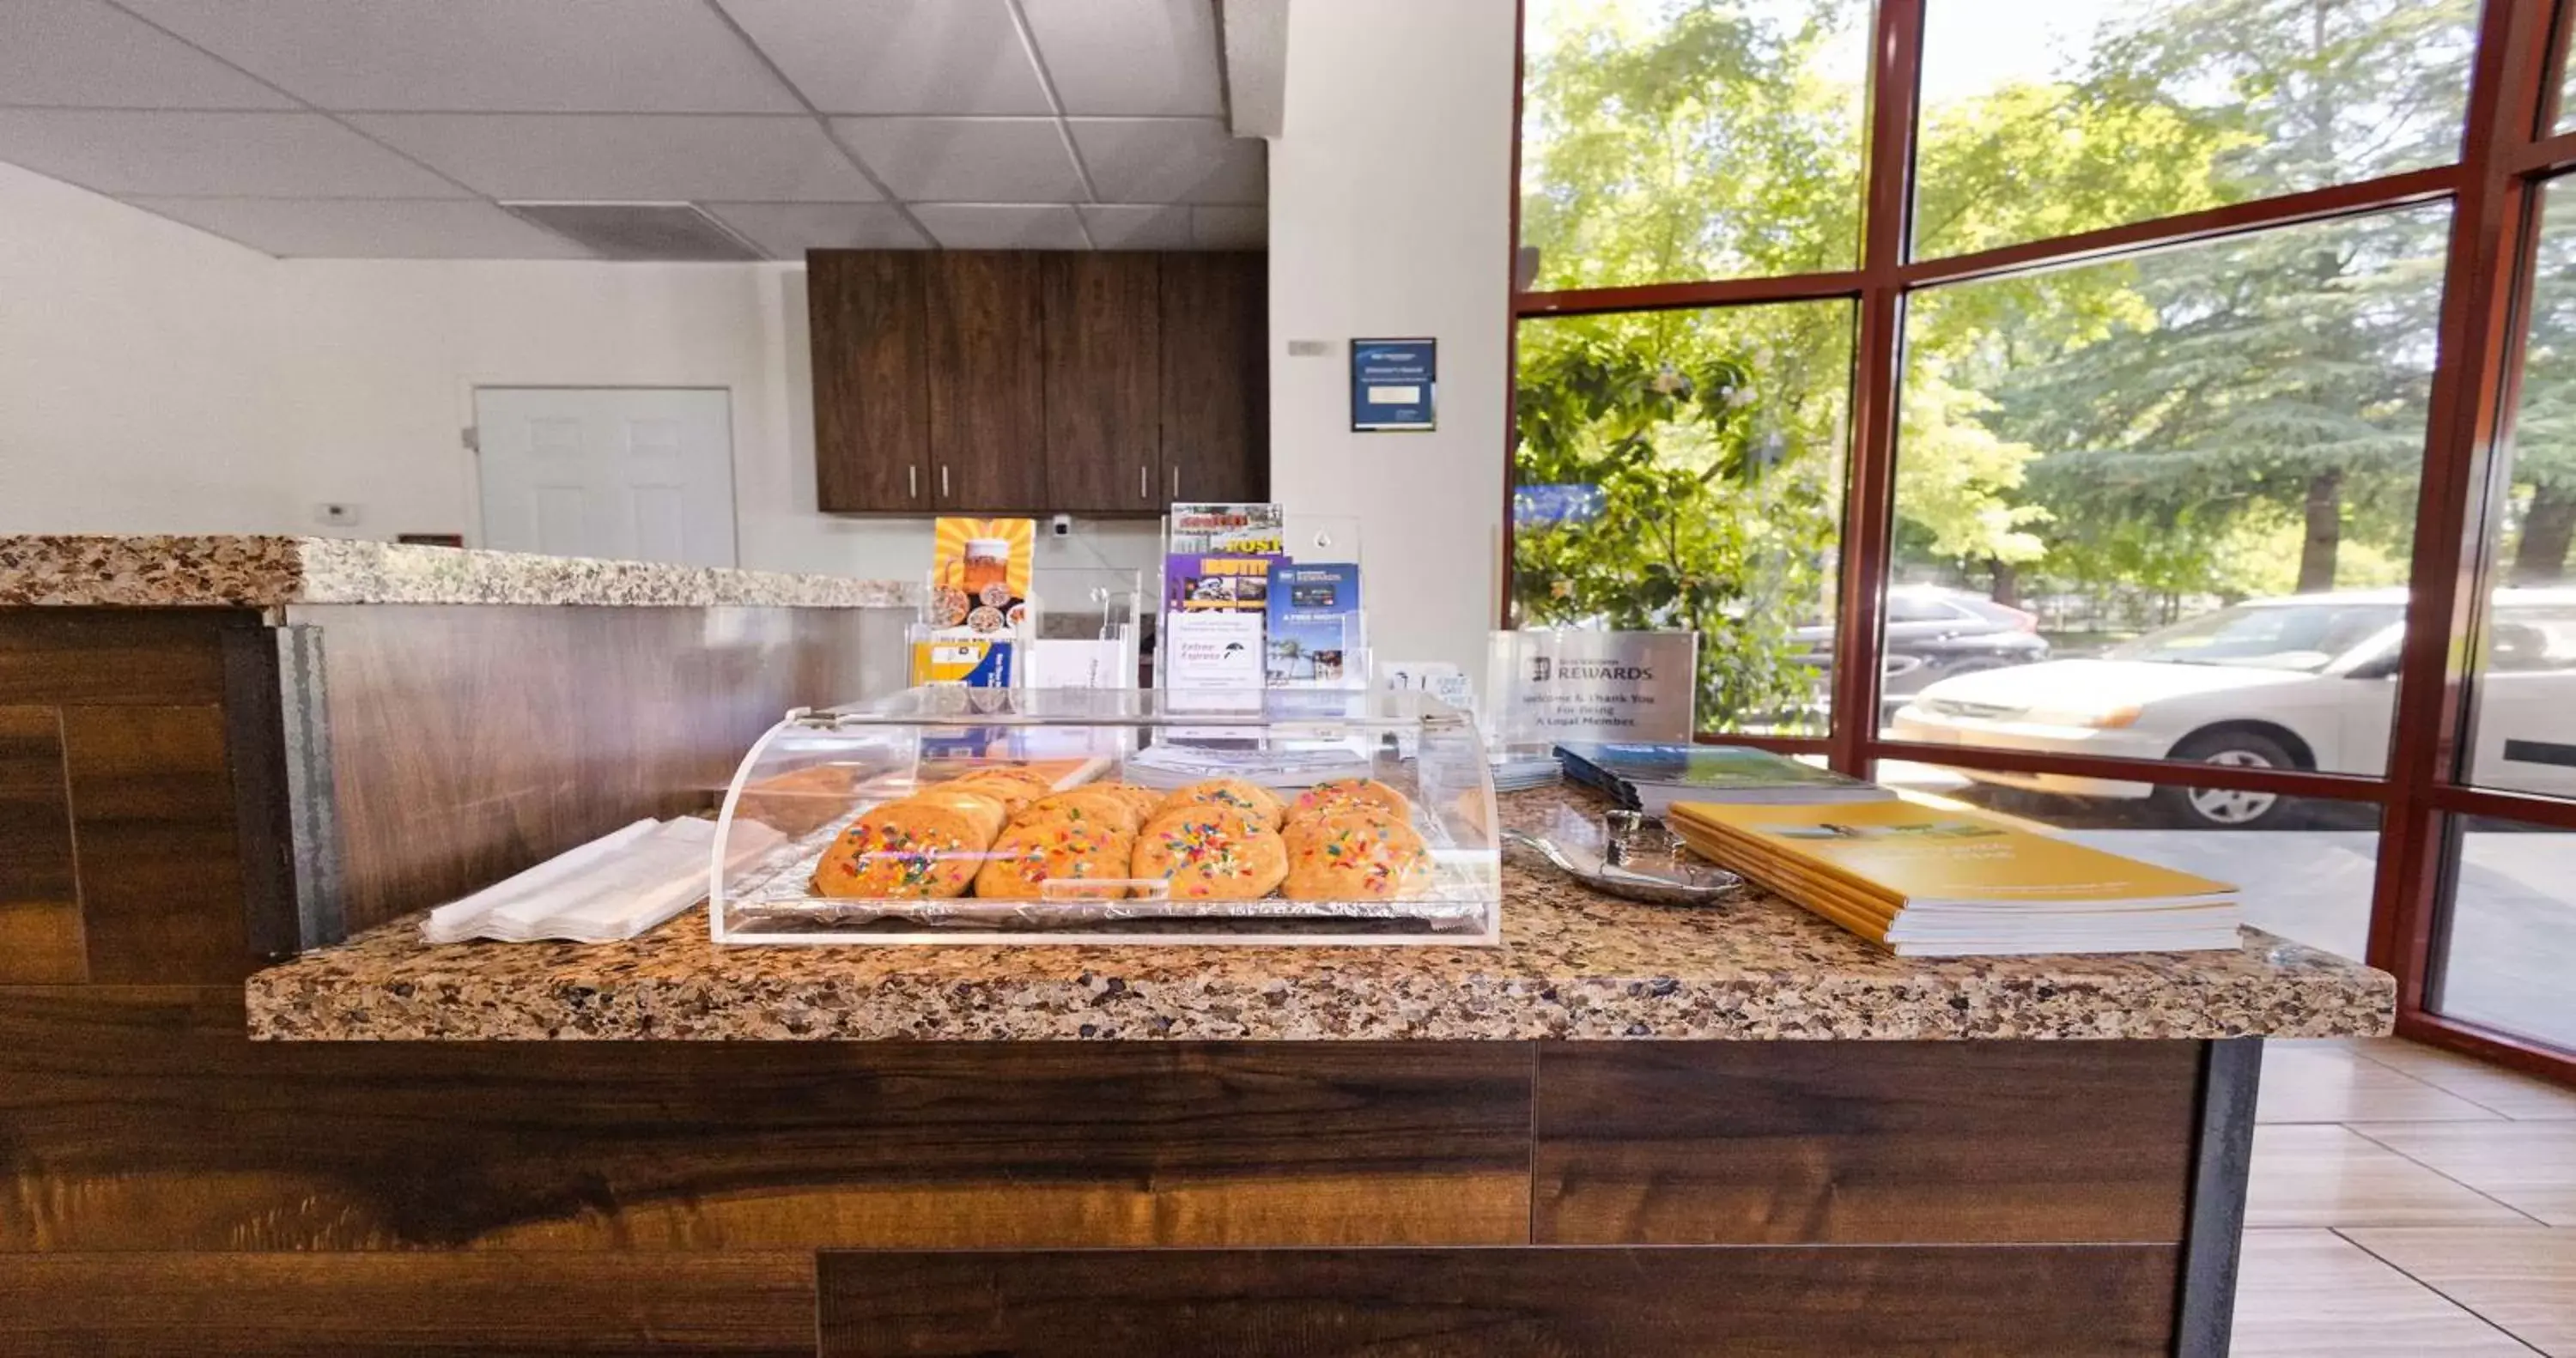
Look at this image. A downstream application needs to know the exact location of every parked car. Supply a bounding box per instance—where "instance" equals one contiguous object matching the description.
[1793,585,2050,712]
[1888,588,2576,828]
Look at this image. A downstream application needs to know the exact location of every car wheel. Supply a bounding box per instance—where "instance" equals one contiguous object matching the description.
[2154,731,2302,830]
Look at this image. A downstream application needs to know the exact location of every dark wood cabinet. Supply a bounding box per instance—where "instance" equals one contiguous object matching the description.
[925,252,1048,512]
[809,252,931,512]
[808,249,1265,517]
[1042,253,1163,513]
[1159,252,1269,506]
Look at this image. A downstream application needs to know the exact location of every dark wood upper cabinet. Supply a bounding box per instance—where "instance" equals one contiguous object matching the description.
[1042,253,1163,514]
[925,252,1048,512]
[808,251,931,512]
[809,248,1263,516]
[1159,252,1269,506]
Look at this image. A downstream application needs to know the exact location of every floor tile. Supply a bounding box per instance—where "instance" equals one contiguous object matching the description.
[2247,1125,2534,1228]
[2346,1227,2576,1356]
[2354,1123,2576,1226]
[2232,1229,2534,1356]
[2354,1040,2576,1121]
[2260,1041,2506,1124]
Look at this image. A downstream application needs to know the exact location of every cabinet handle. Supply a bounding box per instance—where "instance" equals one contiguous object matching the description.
[940,464,951,499]
[1169,465,1180,498]
[908,465,919,500]
[1139,464,1150,500]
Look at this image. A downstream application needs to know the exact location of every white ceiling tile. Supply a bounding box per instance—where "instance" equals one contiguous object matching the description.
[125,196,595,258]
[1080,203,1192,249]
[829,118,1083,202]
[0,110,466,197]
[1020,0,1223,117]
[346,114,880,201]
[912,203,1087,249]
[1192,205,1264,248]
[703,202,929,257]
[714,0,1050,115]
[115,0,802,112]
[1069,118,1262,203]
[0,0,296,109]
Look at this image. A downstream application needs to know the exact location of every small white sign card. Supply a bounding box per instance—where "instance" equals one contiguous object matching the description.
[1486,629,1698,746]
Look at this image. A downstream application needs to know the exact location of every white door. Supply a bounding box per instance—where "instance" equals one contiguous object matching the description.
[473,387,737,567]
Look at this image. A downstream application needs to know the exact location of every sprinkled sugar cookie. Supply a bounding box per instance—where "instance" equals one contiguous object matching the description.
[1014,788,1144,835]
[1286,777,1410,826]
[972,819,1135,900]
[1283,815,1432,900]
[1157,777,1286,830]
[1131,805,1287,900]
[811,799,987,899]
[1090,781,1165,824]
[947,767,1053,815]
[909,786,1008,843]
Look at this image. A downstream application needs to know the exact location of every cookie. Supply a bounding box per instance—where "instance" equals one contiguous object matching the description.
[1131,805,1288,900]
[972,819,1134,900]
[811,799,987,899]
[1157,777,1286,829]
[909,786,1009,843]
[948,767,1054,815]
[1090,781,1166,824]
[1283,816,1431,900]
[1014,788,1144,835]
[1284,799,1404,846]
[1286,778,1411,826]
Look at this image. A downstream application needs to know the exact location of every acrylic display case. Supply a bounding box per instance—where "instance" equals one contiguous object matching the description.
[711,686,1502,946]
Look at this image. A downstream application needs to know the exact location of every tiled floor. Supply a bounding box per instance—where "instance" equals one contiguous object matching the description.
[2237,1037,2576,1355]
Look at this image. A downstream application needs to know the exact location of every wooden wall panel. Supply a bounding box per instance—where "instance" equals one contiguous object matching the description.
[1158,252,1267,505]
[59,704,248,983]
[926,252,1048,512]
[0,990,1532,1252]
[811,250,933,513]
[0,1252,817,1358]
[817,1244,2181,1357]
[296,603,879,937]
[0,706,82,983]
[1533,1040,2201,1245]
[0,609,238,706]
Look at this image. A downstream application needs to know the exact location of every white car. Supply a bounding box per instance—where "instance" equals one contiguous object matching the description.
[1889,589,2576,828]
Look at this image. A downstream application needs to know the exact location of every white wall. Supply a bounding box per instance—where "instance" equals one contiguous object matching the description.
[1267,0,1516,676]
[0,161,1160,580]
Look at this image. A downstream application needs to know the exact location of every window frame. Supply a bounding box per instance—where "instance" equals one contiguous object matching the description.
[1508,0,2576,1085]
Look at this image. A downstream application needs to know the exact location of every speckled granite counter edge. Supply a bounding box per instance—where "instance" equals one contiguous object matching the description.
[1,535,915,609]
[244,935,2397,1044]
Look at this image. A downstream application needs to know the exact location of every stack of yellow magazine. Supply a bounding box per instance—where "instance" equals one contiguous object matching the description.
[1668,799,2242,956]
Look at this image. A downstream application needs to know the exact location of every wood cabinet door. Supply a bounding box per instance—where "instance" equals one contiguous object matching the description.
[927,252,1047,512]
[1157,252,1268,506]
[808,251,933,512]
[1042,253,1163,514]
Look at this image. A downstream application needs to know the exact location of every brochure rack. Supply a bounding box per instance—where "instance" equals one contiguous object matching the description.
[1154,509,1369,692]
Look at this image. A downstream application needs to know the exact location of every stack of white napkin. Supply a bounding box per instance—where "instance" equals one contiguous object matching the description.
[422,816,785,944]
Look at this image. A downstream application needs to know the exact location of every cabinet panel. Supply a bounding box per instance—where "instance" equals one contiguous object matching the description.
[927,252,1048,512]
[808,251,931,512]
[1042,253,1163,513]
[1158,252,1268,505]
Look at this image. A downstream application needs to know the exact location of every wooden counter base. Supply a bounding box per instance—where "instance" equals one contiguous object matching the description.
[0,985,2256,1356]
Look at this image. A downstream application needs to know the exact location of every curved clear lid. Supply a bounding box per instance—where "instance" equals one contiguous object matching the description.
[809,685,1474,731]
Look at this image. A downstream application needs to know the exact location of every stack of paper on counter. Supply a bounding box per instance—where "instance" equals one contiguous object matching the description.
[1667,799,2242,956]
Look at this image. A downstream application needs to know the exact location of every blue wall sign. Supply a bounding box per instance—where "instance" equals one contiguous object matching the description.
[1351,338,1437,432]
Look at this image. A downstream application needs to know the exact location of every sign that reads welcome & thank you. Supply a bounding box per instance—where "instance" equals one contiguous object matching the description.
[1488,630,1698,746]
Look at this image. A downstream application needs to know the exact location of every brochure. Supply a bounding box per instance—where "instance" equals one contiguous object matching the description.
[1161,610,1265,690]
[1164,552,1282,613]
[1266,561,1362,686]
[1167,501,1285,555]
[927,517,1032,638]
[1552,742,1891,813]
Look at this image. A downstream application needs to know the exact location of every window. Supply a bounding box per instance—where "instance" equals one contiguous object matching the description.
[1883,206,2451,777]
[1517,0,1872,288]
[1512,300,1854,734]
[1914,0,2477,259]
[2433,815,2576,1049]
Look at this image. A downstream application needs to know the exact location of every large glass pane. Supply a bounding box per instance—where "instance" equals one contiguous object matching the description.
[1518,0,1869,288]
[1880,761,2381,961]
[2467,176,2576,797]
[1915,0,2476,259]
[1511,300,1853,734]
[2433,815,2576,1050]
[1883,205,2451,805]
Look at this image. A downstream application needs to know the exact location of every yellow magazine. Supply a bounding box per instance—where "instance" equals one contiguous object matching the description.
[1668,799,2235,908]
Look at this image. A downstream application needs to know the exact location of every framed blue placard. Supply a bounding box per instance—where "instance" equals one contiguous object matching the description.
[1351,337,1437,432]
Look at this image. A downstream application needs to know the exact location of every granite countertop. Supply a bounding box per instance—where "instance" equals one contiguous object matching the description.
[1,534,914,609]
[246,786,2397,1043]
